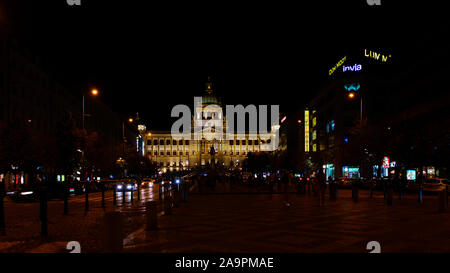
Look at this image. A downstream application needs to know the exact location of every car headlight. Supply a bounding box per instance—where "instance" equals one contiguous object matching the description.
[127,185,132,190]
[117,185,123,189]
[20,191,33,195]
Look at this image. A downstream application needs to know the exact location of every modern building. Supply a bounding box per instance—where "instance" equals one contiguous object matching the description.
[0,27,138,189]
[301,47,449,181]
[301,49,395,180]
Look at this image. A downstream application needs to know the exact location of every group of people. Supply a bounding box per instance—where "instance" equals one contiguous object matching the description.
[186,169,333,207]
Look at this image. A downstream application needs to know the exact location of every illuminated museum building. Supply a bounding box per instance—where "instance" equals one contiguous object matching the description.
[143,80,277,172]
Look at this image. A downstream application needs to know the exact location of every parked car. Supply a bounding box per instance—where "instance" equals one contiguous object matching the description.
[6,188,39,202]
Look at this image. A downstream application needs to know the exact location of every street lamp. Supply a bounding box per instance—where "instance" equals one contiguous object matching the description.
[346,89,364,179]
[80,88,99,183]
[121,117,135,178]
[82,88,99,131]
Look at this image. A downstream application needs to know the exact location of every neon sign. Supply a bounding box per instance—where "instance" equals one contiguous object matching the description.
[304,110,310,152]
[382,157,389,169]
[329,56,347,76]
[364,49,391,63]
[343,64,362,72]
[344,83,360,91]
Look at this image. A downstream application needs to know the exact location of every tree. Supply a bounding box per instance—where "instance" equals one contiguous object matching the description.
[54,110,79,178]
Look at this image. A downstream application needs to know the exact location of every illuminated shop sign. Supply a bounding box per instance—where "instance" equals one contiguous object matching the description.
[382,157,389,168]
[406,170,416,181]
[343,64,362,72]
[304,110,310,152]
[364,49,391,63]
[329,56,347,76]
[344,83,360,91]
[343,166,359,179]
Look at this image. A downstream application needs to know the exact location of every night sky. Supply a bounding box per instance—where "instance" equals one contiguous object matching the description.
[1,1,448,129]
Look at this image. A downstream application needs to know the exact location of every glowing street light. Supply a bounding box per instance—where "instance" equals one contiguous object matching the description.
[128,118,134,123]
[83,88,100,130]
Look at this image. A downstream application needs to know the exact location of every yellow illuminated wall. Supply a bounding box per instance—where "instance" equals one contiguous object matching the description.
[305,110,310,152]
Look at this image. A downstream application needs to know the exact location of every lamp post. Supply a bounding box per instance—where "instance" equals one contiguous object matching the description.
[82,88,99,131]
[121,117,134,178]
[81,88,99,184]
[347,90,364,179]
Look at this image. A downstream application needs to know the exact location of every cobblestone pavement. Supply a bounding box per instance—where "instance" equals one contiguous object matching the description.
[1,182,450,253]
[0,186,164,253]
[125,184,450,253]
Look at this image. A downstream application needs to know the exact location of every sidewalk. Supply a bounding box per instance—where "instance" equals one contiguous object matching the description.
[0,187,163,253]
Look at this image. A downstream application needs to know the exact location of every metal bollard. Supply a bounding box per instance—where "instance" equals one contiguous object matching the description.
[387,188,393,206]
[173,189,179,208]
[122,188,126,204]
[101,185,105,208]
[40,188,48,237]
[146,201,158,230]
[130,187,133,202]
[445,185,448,207]
[0,189,5,236]
[438,189,447,213]
[63,186,68,215]
[418,185,423,203]
[137,183,141,201]
[164,195,172,215]
[85,185,89,212]
[184,183,189,202]
[103,211,123,252]
[113,186,117,205]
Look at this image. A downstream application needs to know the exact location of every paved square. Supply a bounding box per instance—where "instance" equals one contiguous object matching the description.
[125,188,450,253]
